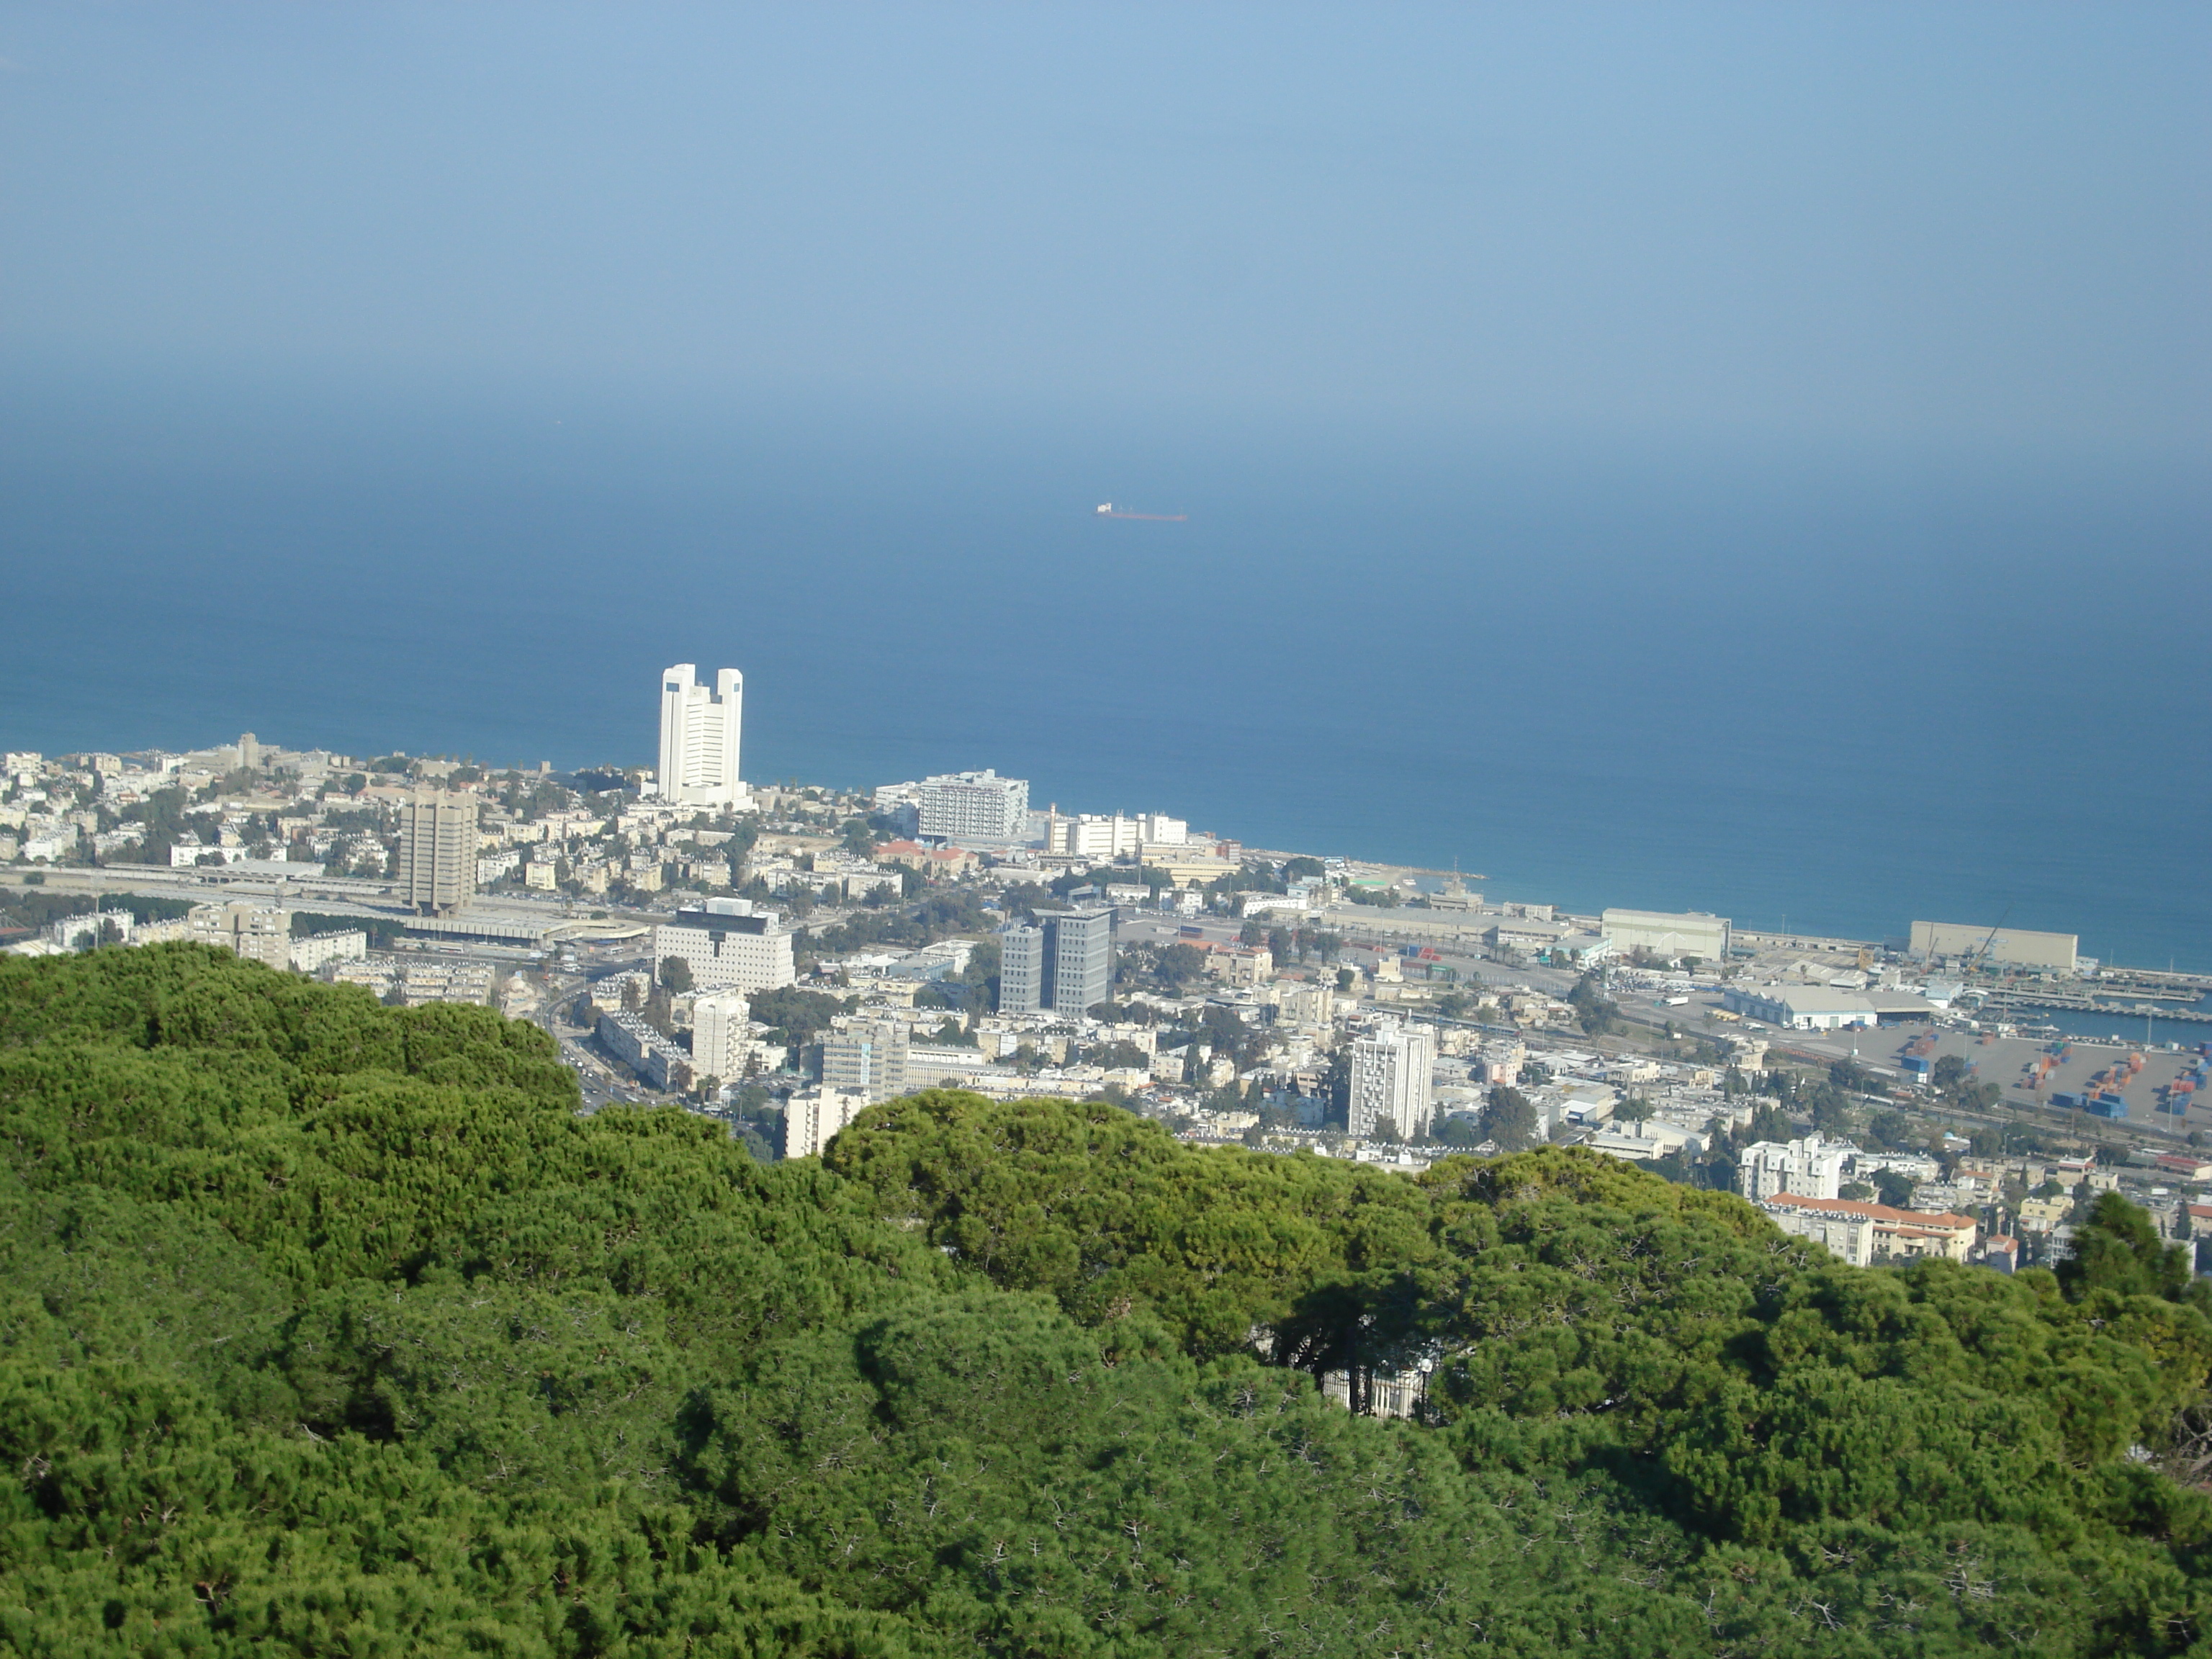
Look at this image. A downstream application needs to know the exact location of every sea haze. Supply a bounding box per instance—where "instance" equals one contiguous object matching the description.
[4,369,2207,970]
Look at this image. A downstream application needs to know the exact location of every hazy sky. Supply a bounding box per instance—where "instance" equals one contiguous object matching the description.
[3,2,2206,458]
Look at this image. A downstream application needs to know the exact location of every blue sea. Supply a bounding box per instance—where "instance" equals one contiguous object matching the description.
[5,367,2208,969]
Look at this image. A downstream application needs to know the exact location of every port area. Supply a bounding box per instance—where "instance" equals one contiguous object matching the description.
[1789,1022,2210,1134]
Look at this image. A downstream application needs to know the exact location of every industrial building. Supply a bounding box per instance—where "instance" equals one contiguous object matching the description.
[397,789,478,916]
[1349,1021,1435,1140]
[652,899,796,993]
[1908,920,2077,973]
[1483,917,1570,954]
[1600,908,1731,963]
[1722,984,1876,1030]
[998,908,1114,1016]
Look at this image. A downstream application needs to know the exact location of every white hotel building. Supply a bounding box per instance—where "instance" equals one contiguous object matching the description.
[654,665,748,809]
[915,770,1029,845]
[652,899,795,994]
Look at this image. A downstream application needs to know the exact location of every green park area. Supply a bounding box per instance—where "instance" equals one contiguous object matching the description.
[6,945,2212,1655]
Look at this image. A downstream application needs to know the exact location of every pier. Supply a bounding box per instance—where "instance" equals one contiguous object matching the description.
[1979,991,2212,1025]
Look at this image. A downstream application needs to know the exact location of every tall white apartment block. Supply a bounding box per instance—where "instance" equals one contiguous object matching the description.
[691,989,752,1083]
[652,899,795,993]
[1349,1022,1436,1140]
[1737,1136,1851,1202]
[655,665,747,809]
[917,770,1029,845]
[785,1087,870,1159]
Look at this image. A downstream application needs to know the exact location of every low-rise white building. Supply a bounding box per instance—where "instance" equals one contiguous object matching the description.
[47,910,133,950]
[1850,1151,1941,1184]
[1583,1118,1705,1162]
[292,930,367,973]
[596,1010,693,1093]
[1759,1194,1976,1269]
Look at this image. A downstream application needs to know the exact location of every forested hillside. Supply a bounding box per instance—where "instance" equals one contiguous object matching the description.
[6,946,2212,1655]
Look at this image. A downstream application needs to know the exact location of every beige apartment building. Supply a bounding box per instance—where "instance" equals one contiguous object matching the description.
[187,901,292,970]
[397,789,478,915]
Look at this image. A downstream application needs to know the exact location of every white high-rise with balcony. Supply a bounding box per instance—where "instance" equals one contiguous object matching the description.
[1349,1021,1436,1141]
[916,770,1028,845]
[655,665,747,809]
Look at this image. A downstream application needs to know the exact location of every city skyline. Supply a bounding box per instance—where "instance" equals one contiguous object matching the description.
[5,7,2204,1646]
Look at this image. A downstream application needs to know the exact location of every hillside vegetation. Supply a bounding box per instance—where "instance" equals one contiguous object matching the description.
[5,945,2212,1655]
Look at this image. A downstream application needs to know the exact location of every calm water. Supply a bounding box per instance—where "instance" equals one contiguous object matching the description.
[5,368,2208,968]
[2034,995,2212,1051]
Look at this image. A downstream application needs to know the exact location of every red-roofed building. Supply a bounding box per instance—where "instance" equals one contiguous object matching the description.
[1758,1193,1977,1269]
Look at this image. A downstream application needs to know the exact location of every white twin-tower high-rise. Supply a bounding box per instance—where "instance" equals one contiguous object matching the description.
[652,665,749,809]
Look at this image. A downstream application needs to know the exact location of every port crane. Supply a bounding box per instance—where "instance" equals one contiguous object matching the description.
[1963,905,2013,976]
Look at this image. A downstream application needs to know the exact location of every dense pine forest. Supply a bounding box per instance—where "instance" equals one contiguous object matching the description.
[6,946,2212,1655]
